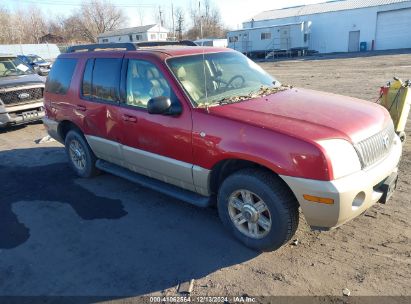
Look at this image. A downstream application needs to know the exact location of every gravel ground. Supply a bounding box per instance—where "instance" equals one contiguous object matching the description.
[0,52,410,299]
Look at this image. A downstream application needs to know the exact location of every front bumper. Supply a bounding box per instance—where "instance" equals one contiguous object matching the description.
[280,135,402,229]
[0,101,45,127]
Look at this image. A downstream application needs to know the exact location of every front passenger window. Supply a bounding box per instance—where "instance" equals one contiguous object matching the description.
[126,60,171,108]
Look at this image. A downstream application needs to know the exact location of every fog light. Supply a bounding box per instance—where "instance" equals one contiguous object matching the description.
[352,192,365,210]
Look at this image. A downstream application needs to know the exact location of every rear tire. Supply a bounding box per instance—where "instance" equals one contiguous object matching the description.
[217,168,299,251]
[64,130,100,178]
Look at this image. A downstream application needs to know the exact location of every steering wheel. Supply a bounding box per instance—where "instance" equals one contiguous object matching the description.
[226,75,245,89]
[2,69,12,76]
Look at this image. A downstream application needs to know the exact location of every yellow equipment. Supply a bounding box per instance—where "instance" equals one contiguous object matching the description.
[380,77,411,142]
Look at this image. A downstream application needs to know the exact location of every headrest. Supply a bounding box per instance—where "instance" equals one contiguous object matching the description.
[177,66,186,79]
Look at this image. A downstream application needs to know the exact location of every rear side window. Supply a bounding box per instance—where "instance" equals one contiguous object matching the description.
[45,58,77,94]
[91,58,122,102]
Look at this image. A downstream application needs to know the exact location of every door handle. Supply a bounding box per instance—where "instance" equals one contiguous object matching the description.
[76,105,87,112]
[122,114,137,123]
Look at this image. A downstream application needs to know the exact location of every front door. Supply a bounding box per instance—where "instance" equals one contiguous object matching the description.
[116,57,195,192]
[348,31,360,52]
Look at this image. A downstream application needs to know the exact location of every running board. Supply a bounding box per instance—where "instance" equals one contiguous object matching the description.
[96,160,213,208]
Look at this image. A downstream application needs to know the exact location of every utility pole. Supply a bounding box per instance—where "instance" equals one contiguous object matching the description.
[159,6,163,27]
[171,2,175,40]
[199,0,203,39]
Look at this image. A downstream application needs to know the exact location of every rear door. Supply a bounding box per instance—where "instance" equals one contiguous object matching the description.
[116,55,196,192]
[80,54,124,165]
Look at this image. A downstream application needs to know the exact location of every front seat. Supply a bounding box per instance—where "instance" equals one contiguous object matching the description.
[0,63,7,75]
[176,66,202,102]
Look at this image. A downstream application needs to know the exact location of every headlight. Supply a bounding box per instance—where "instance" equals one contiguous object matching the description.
[317,139,361,179]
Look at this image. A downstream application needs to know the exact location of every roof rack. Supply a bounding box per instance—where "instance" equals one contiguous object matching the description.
[67,40,197,53]
[134,40,197,47]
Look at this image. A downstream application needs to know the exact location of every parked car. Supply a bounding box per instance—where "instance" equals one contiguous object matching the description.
[17,54,52,76]
[43,43,401,251]
[0,54,45,128]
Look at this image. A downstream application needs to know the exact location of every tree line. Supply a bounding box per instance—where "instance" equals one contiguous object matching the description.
[0,0,228,45]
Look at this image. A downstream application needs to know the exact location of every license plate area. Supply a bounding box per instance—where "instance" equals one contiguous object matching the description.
[22,110,40,121]
[377,171,398,204]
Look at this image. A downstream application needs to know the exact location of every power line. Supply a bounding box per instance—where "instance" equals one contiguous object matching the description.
[14,0,157,8]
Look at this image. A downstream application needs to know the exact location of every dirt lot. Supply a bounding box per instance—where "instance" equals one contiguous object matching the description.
[0,52,410,299]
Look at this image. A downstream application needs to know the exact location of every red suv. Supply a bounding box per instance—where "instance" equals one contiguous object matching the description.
[43,42,402,251]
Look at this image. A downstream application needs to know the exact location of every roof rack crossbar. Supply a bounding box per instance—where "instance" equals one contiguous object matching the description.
[67,40,197,53]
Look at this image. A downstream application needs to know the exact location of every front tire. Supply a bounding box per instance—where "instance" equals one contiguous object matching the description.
[217,168,299,251]
[65,130,100,178]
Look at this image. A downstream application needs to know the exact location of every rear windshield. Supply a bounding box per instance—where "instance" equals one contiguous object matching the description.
[45,58,77,95]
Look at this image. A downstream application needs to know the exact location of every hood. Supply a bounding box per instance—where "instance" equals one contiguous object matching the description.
[207,88,390,143]
[0,73,45,89]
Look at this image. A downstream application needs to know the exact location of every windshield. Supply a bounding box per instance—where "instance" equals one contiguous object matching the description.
[29,55,45,63]
[0,57,33,77]
[167,51,282,107]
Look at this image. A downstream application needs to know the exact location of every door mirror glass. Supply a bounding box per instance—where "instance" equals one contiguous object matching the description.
[147,96,172,114]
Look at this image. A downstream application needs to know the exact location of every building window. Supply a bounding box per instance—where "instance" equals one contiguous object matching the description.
[229,36,238,43]
[261,33,271,40]
[129,34,133,41]
[102,38,108,43]
[136,34,142,40]
[150,34,157,40]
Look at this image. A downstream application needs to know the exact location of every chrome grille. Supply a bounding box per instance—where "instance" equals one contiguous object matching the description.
[0,87,43,106]
[354,122,396,168]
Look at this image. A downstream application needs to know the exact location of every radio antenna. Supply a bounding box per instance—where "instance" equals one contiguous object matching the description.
[199,0,209,107]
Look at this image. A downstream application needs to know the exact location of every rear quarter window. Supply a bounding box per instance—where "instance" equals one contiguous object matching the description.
[45,58,77,95]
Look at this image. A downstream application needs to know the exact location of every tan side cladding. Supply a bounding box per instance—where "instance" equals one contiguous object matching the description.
[85,135,212,196]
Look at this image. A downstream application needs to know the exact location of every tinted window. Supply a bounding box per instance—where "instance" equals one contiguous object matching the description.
[45,58,77,94]
[82,59,93,98]
[92,58,122,102]
[126,60,171,108]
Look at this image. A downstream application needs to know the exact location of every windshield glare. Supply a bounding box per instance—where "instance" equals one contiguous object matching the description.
[0,57,33,77]
[168,51,280,106]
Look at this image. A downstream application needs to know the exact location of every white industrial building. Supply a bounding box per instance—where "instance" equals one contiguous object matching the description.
[228,0,411,54]
[98,24,169,44]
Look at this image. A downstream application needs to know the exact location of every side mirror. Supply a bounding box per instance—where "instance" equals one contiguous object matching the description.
[147,96,181,116]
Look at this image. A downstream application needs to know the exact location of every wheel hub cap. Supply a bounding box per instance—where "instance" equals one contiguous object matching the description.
[242,204,259,223]
[227,189,272,239]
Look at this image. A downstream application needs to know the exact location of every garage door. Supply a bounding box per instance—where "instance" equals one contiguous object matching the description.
[375,8,411,50]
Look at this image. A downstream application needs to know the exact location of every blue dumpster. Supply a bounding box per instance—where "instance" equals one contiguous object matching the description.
[360,42,367,52]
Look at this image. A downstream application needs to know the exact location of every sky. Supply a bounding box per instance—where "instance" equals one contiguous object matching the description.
[2,0,324,29]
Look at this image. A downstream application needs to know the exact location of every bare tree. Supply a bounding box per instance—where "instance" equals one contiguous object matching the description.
[0,7,13,44]
[186,0,227,40]
[27,6,48,43]
[174,7,185,41]
[76,0,127,42]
